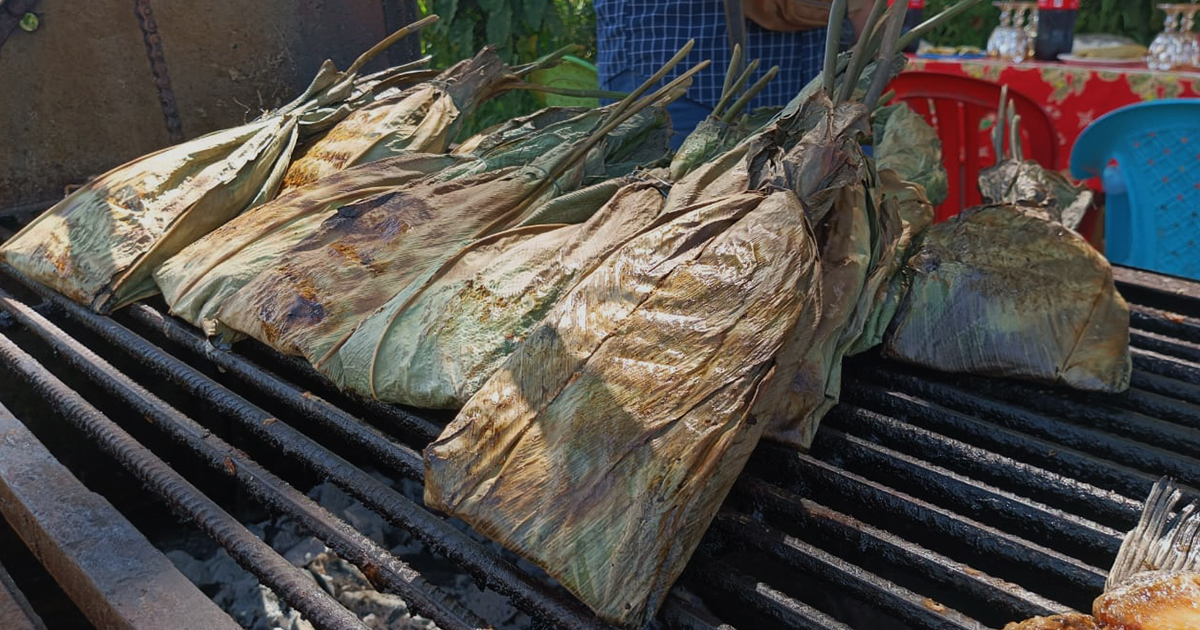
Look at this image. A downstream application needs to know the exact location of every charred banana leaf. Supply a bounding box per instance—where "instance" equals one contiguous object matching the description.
[425,189,821,628]
[883,204,1131,392]
[155,103,618,337]
[215,62,695,366]
[327,180,668,407]
[281,46,516,189]
[847,169,935,354]
[153,154,467,336]
[979,91,1092,230]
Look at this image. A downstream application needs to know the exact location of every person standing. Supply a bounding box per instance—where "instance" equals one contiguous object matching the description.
[596,0,871,148]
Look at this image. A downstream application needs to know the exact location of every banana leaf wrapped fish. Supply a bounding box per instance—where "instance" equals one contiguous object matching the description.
[424,188,822,628]
[882,203,1131,392]
[739,89,898,448]
[153,154,467,336]
[216,80,687,367]
[873,101,948,206]
[419,6,930,620]
[154,102,611,337]
[0,18,438,313]
[326,180,667,407]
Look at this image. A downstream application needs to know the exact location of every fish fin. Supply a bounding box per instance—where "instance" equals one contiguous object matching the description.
[1107,478,1200,590]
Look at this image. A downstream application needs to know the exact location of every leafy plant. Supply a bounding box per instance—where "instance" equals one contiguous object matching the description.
[417,0,598,138]
[922,0,1165,48]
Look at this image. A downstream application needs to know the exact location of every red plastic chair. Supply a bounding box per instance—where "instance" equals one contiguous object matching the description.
[885,72,1059,221]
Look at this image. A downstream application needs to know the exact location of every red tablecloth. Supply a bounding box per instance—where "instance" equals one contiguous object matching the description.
[902,56,1200,172]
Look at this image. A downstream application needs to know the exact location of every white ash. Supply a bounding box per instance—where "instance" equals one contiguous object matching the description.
[166,474,538,629]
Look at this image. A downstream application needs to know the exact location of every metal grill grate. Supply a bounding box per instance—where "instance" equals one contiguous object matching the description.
[0,260,1197,630]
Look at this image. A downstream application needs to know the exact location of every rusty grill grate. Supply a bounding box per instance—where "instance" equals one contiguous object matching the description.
[0,260,1198,630]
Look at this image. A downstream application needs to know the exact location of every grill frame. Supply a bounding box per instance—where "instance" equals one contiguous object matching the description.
[0,261,1197,630]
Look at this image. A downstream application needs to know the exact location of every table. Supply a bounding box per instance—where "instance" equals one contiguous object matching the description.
[901,56,1200,172]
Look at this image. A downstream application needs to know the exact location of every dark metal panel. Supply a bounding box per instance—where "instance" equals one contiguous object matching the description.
[0,0,171,211]
[0,401,242,630]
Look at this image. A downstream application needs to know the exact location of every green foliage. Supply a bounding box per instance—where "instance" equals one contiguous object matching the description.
[921,0,1166,48]
[417,0,598,138]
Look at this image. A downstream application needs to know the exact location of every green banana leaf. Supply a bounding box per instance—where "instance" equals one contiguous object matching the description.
[874,102,949,206]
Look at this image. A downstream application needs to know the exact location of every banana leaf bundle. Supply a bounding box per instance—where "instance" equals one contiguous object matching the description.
[326,180,669,407]
[749,0,928,448]
[420,0,951,622]
[154,101,623,337]
[979,91,1091,230]
[214,59,700,368]
[882,203,1131,392]
[319,51,784,409]
[280,45,575,189]
[0,17,439,313]
[424,188,823,628]
[873,101,949,206]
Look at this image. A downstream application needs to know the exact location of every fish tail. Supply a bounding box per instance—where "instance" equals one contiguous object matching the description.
[1107,478,1200,589]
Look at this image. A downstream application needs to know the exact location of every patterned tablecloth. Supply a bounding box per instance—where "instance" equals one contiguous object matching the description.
[902,56,1200,172]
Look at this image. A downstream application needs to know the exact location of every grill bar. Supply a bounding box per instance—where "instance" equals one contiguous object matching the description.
[842,380,1174,502]
[0,561,44,630]
[712,511,983,630]
[749,443,1107,610]
[826,405,1143,528]
[0,334,370,630]
[854,367,1200,490]
[929,370,1200,455]
[0,289,484,630]
[729,476,1066,622]
[124,303,430,475]
[812,428,1123,562]
[1130,370,1200,407]
[1,257,1198,630]
[686,553,853,630]
[658,595,739,630]
[5,265,613,630]
[233,338,445,444]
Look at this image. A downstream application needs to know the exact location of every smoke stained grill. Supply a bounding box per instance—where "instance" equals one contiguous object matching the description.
[0,257,1197,630]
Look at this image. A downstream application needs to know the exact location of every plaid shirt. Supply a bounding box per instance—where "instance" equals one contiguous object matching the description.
[596,0,830,111]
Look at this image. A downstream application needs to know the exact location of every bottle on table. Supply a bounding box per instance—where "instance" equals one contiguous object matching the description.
[1034,0,1079,61]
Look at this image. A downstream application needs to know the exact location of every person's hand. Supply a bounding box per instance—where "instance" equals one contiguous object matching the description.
[743,0,875,36]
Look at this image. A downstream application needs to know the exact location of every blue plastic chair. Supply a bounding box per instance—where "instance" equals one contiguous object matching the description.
[1070,99,1200,281]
